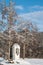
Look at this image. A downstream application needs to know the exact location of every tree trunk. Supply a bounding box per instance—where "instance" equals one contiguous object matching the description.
[23,44,25,59]
[8,41,10,60]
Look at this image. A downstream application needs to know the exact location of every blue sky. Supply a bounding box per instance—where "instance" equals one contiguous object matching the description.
[0,0,43,32]
[14,0,43,32]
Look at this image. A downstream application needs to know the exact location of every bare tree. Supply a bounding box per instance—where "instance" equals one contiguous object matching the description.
[0,0,39,59]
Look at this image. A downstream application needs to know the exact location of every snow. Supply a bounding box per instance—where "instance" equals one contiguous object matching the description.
[0,57,43,65]
[25,58,43,65]
[0,57,31,65]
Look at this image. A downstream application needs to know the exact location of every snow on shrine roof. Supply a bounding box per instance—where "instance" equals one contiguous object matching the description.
[13,43,20,48]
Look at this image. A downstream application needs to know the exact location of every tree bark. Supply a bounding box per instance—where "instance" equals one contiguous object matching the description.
[8,41,10,60]
[23,44,25,59]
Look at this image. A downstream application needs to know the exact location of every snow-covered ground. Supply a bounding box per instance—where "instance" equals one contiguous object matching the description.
[0,57,31,65]
[0,57,43,65]
[25,58,43,65]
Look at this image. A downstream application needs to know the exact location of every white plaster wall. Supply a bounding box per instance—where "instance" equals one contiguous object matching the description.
[12,43,20,60]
